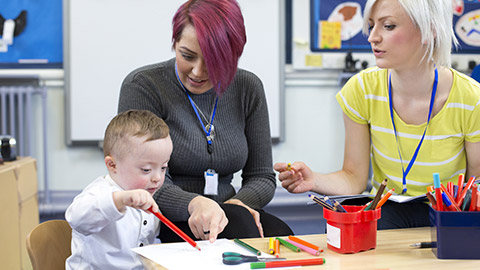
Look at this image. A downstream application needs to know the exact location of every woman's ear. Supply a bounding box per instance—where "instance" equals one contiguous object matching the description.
[105,156,116,172]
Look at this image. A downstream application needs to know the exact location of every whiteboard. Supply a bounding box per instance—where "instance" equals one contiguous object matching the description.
[64,0,284,144]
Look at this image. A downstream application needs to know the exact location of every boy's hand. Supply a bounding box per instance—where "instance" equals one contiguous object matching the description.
[113,189,159,213]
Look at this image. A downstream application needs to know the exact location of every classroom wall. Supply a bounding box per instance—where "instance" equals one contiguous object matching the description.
[24,69,345,193]
[5,0,480,211]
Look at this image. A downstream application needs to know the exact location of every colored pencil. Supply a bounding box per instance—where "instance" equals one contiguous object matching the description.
[288,235,323,252]
[333,200,347,212]
[375,188,395,209]
[268,237,275,254]
[285,238,321,256]
[274,239,280,258]
[276,237,300,252]
[234,238,261,256]
[148,207,200,251]
[358,200,373,212]
[308,194,334,210]
[250,258,325,269]
[369,178,387,210]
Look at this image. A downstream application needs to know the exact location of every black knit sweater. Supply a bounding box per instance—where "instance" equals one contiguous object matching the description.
[118,58,276,221]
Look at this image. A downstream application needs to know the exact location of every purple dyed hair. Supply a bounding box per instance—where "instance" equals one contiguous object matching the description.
[172,0,247,95]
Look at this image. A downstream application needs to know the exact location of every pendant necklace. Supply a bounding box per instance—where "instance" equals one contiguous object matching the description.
[175,62,218,154]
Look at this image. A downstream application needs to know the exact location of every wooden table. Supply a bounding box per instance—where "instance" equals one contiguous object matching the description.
[140,227,478,269]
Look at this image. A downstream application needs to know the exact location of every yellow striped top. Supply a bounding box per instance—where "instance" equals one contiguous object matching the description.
[336,67,480,196]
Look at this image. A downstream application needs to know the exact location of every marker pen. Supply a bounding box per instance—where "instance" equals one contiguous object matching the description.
[433,173,443,211]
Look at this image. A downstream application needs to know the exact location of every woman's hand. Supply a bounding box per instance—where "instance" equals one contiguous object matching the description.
[274,162,315,193]
[187,196,228,243]
[224,199,264,238]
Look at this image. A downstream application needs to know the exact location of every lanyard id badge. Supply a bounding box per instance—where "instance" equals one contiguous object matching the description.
[388,67,438,194]
[204,169,218,195]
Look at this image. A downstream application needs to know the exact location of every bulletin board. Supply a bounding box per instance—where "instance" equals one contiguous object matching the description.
[310,0,480,54]
[0,0,62,68]
[310,0,369,52]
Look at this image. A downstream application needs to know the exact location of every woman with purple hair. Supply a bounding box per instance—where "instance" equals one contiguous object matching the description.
[118,0,293,243]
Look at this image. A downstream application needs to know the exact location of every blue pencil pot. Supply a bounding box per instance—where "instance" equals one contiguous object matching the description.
[429,206,480,259]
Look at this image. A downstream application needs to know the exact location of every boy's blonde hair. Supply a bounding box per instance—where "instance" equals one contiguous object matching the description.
[103,110,169,158]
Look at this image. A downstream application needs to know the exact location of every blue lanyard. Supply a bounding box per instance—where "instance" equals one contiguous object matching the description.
[175,63,218,151]
[388,68,438,194]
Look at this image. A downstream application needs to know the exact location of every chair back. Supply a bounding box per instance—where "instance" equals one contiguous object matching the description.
[26,220,72,270]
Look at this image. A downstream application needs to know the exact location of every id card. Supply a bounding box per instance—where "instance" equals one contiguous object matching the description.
[204,169,218,195]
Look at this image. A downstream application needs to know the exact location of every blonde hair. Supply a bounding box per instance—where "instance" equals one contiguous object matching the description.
[103,110,169,158]
[362,0,458,67]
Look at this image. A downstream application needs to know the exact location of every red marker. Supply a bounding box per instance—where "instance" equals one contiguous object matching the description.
[458,176,476,206]
[456,174,465,202]
[433,173,443,211]
[469,184,478,212]
[440,186,461,211]
[148,207,201,251]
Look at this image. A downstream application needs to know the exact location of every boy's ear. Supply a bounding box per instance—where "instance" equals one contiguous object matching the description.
[105,156,116,172]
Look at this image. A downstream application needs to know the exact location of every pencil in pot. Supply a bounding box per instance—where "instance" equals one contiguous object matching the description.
[148,207,201,251]
[375,188,394,209]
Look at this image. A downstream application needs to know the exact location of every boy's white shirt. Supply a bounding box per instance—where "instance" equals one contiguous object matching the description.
[65,174,160,270]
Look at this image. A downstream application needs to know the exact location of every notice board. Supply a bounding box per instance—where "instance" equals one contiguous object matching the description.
[310,0,480,54]
[0,0,62,68]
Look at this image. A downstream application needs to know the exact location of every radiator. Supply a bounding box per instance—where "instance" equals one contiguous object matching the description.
[0,85,36,156]
[0,76,49,203]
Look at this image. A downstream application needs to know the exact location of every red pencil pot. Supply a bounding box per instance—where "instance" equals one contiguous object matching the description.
[323,205,381,254]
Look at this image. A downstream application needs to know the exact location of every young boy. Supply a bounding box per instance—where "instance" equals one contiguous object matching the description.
[65,109,173,270]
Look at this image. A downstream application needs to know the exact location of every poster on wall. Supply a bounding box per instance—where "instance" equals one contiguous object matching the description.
[0,0,62,68]
[310,0,480,54]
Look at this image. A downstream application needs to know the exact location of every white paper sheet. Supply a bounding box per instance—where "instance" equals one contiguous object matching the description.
[132,239,292,270]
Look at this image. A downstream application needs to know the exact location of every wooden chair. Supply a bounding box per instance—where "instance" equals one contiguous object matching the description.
[26,220,72,270]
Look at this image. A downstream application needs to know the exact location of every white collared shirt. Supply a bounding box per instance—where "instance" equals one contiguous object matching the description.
[65,175,160,270]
